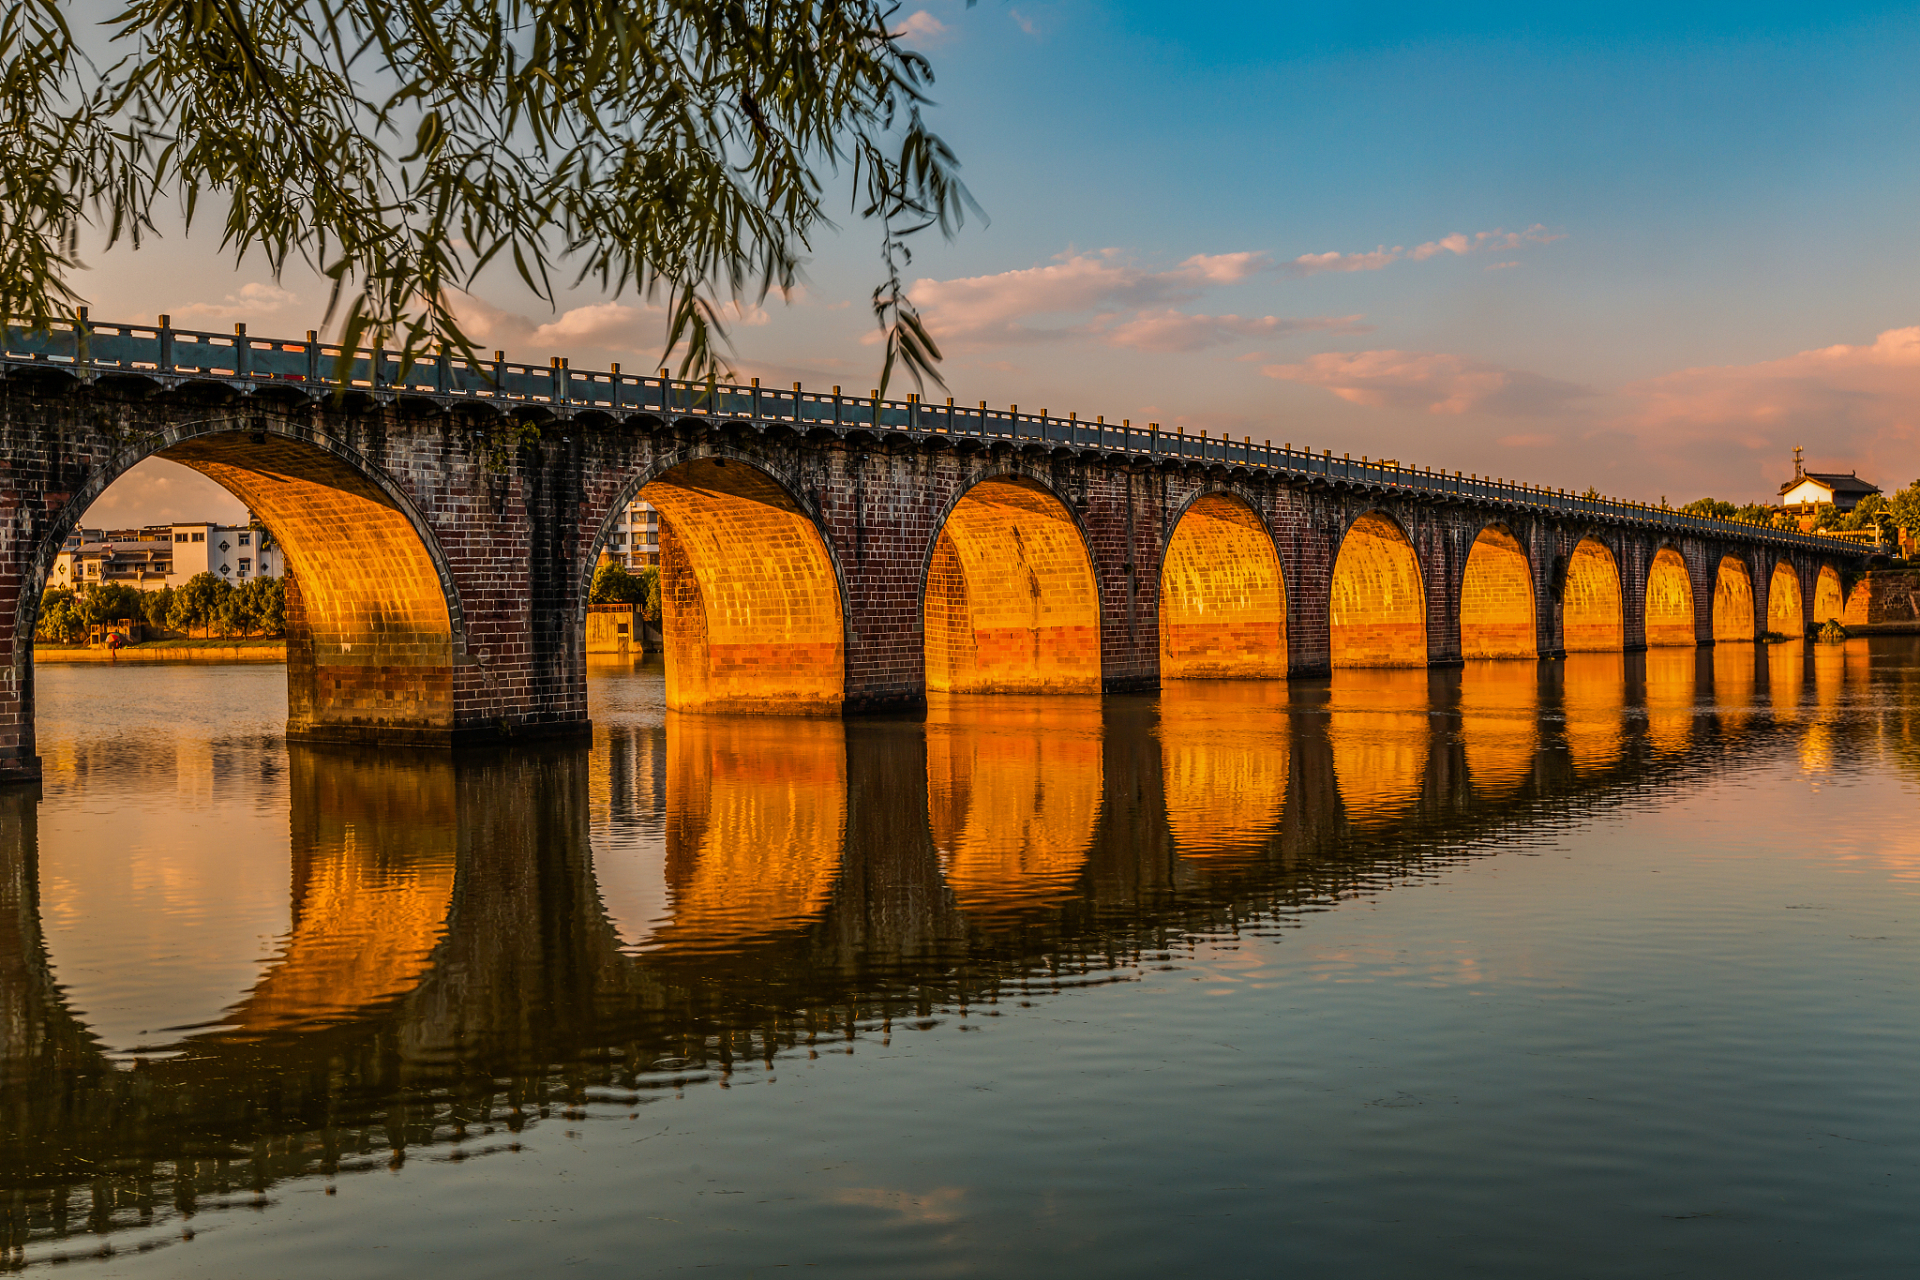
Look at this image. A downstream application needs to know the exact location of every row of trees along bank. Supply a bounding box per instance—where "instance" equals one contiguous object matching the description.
[36,575,286,644]
[589,562,662,620]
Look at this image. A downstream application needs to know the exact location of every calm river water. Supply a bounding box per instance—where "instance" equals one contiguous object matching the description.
[6,643,1920,1276]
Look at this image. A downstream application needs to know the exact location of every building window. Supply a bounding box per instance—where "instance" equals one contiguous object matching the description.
[219,540,230,552]
[175,533,189,543]
[239,558,251,573]
[219,564,230,576]
[191,532,204,543]
[238,532,251,546]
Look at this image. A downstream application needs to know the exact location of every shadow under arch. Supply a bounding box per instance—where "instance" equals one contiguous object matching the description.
[1564,537,1624,652]
[923,474,1101,695]
[1460,523,1536,659]
[1329,511,1426,668]
[1159,491,1286,678]
[589,455,847,715]
[19,426,467,746]
[1646,546,1696,647]
[1713,555,1755,643]
[1768,562,1806,636]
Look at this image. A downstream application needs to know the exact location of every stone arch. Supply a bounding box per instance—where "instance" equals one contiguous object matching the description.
[590,455,846,714]
[1563,537,1624,652]
[923,474,1101,694]
[1459,523,1536,659]
[1814,565,1845,625]
[1159,490,1286,678]
[1645,547,1696,647]
[1712,555,1755,643]
[1329,511,1427,668]
[18,425,467,745]
[1767,561,1805,636]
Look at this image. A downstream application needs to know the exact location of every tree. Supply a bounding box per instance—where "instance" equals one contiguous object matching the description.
[140,585,175,635]
[590,560,645,605]
[1,0,975,393]
[218,575,286,637]
[168,572,232,637]
[35,588,80,643]
[77,583,144,630]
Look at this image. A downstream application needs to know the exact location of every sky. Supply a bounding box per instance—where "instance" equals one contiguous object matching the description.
[72,0,1920,526]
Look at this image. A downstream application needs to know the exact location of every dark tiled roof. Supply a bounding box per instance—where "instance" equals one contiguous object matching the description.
[1780,471,1881,497]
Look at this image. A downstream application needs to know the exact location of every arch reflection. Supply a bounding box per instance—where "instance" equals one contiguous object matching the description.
[1643,647,1698,753]
[1458,661,1540,799]
[1157,680,1290,863]
[924,694,1103,918]
[1327,668,1431,829]
[1560,652,1628,773]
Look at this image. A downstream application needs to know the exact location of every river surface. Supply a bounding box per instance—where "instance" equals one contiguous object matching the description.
[5,643,1920,1276]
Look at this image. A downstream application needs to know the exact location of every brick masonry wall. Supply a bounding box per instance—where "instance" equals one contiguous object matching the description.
[0,376,1869,782]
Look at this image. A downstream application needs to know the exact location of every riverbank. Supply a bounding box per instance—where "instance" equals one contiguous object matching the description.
[34,639,286,663]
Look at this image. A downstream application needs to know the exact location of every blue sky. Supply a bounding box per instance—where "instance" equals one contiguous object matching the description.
[80,1,1920,524]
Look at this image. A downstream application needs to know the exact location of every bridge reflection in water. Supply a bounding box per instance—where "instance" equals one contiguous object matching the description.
[3,642,1916,1259]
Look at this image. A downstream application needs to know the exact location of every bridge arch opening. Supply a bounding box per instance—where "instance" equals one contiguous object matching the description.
[617,457,846,715]
[1329,512,1426,668]
[1459,524,1535,659]
[1767,562,1805,636]
[1645,547,1696,647]
[924,476,1101,694]
[1159,493,1286,679]
[1814,565,1845,625]
[22,432,463,750]
[1563,538,1624,652]
[1712,556,1755,643]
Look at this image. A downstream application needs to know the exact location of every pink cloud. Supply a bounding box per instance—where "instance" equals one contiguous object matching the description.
[892,10,949,44]
[1614,325,1920,489]
[1289,225,1563,277]
[1105,311,1371,354]
[1263,349,1592,417]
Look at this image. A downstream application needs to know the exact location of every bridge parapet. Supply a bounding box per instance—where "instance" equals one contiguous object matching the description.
[2,315,1869,558]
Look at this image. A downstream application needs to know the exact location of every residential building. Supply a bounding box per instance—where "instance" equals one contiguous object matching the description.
[52,521,282,594]
[602,500,661,569]
[1779,447,1880,515]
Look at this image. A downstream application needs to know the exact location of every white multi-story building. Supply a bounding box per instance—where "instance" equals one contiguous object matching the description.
[602,500,660,569]
[52,521,282,594]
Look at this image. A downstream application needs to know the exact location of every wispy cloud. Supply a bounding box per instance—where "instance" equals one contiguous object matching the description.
[1288,226,1563,278]
[1263,348,1593,416]
[1104,311,1371,354]
[174,282,300,324]
[451,295,767,362]
[892,10,949,44]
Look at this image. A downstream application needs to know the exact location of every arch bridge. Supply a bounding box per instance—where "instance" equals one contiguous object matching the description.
[0,317,1871,782]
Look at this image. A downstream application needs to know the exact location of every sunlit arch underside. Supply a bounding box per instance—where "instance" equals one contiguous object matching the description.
[1643,647,1698,753]
[1814,566,1846,626]
[1768,562,1805,637]
[1563,538,1624,652]
[1328,668,1430,829]
[1645,548,1696,648]
[1158,680,1289,862]
[159,434,456,737]
[1712,556,1755,644]
[925,695,1102,917]
[1459,661,1539,798]
[1329,513,1426,668]
[646,458,845,715]
[644,715,846,953]
[925,478,1101,694]
[1561,651,1627,773]
[1459,525,1536,660]
[1159,494,1287,679]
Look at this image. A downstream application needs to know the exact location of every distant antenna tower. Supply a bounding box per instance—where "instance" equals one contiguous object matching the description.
[1793,444,1804,478]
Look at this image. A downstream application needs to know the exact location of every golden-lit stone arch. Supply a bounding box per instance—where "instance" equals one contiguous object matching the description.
[1561,651,1627,773]
[1459,661,1538,798]
[1159,493,1286,678]
[1767,562,1806,637]
[1329,512,1426,668]
[641,715,846,953]
[637,457,846,714]
[925,695,1103,917]
[1643,647,1696,753]
[153,433,460,742]
[234,748,456,1033]
[1328,668,1430,829]
[1563,538,1624,652]
[1814,566,1845,625]
[1712,556,1755,644]
[1459,524,1536,659]
[924,477,1101,694]
[1645,547,1696,647]
[1158,680,1289,862]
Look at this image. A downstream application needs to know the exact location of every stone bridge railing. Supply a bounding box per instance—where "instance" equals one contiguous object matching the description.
[1,314,1870,560]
